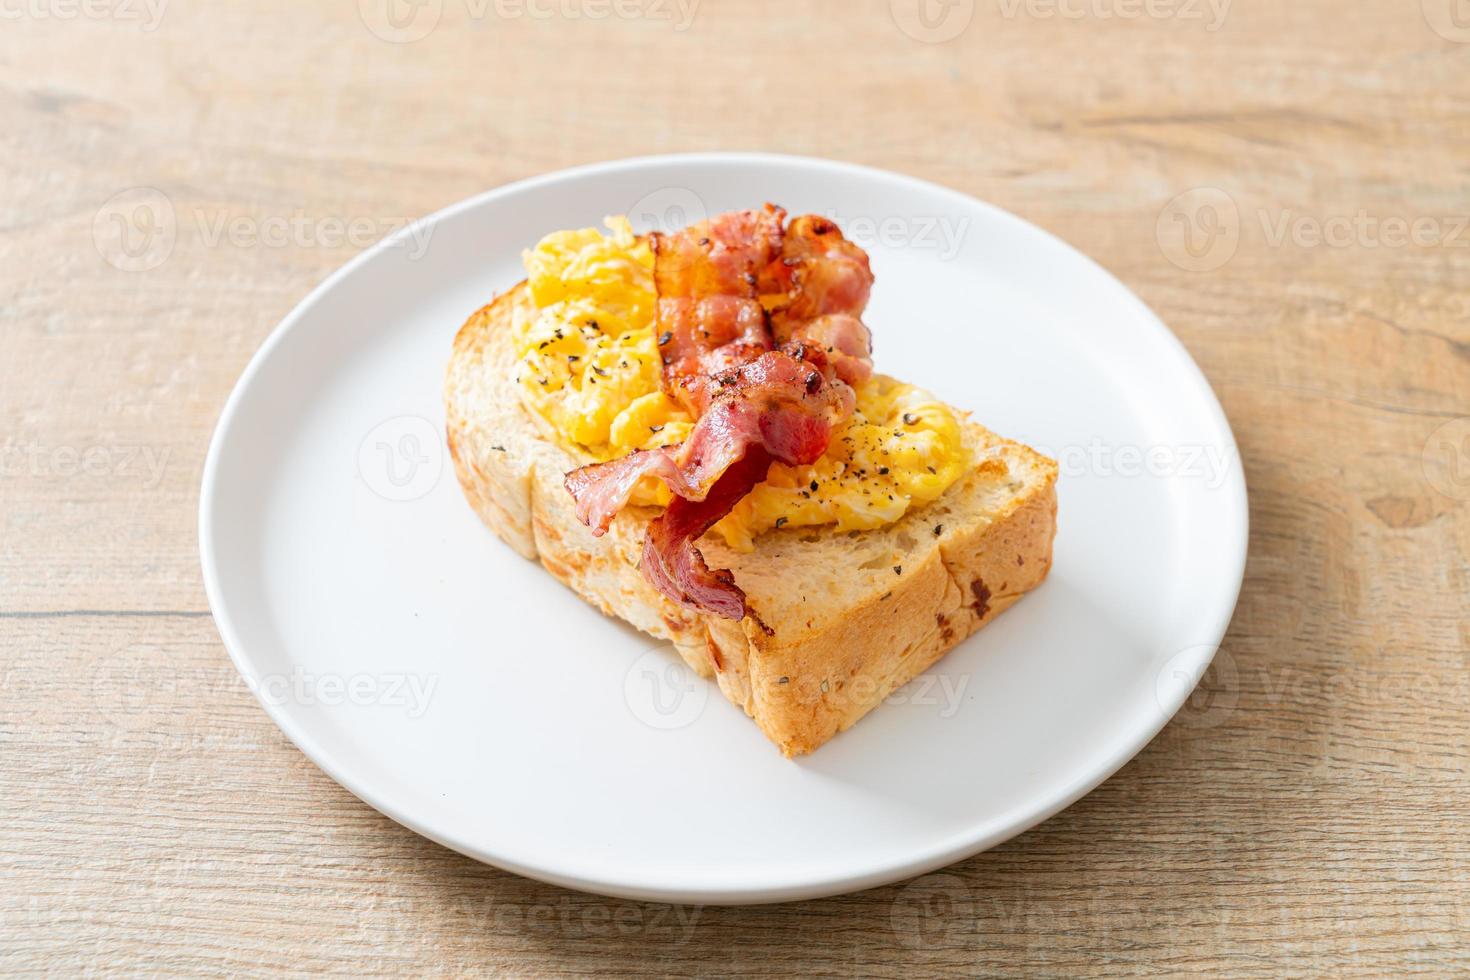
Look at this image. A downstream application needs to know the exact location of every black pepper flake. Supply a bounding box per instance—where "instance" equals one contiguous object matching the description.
[774,516,788,529]
[567,354,580,362]
[592,366,609,377]
[809,480,819,492]
[893,565,903,575]
[658,331,672,346]
[491,445,506,452]
[927,466,936,474]
[878,466,890,475]
[934,524,944,536]
[649,424,664,433]
[903,413,919,425]
[538,339,551,349]
[777,676,789,685]
[698,237,711,246]
[584,320,598,330]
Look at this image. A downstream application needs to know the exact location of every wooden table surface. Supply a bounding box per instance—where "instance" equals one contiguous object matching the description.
[4,0,1468,974]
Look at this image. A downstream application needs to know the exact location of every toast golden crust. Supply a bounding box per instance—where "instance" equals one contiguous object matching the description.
[446,283,1058,756]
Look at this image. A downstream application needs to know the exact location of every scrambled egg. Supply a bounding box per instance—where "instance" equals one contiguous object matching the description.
[512,217,969,551]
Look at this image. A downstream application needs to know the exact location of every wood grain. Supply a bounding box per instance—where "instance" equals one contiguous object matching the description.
[2,0,1467,974]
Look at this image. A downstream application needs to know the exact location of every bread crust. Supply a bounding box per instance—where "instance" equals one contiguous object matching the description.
[446,284,1058,756]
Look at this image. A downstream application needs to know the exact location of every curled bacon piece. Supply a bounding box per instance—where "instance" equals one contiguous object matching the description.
[654,295,770,414]
[783,314,873,389]
[654,204,785,415]
[765,214,874,328]
[640,446,774,621]
[764,214,876,388]
[563,208,875,622]
[566,349,853,533]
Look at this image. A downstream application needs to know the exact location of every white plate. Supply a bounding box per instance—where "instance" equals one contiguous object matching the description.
[200,154,1247,905]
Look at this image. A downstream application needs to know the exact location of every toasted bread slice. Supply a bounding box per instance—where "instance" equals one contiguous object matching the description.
[446,283,1058,756]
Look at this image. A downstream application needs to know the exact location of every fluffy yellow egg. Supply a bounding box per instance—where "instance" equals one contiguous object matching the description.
[514,218,674,455]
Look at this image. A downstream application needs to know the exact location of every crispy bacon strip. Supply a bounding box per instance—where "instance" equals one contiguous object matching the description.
[653,205,785,415]
[765,215,874,324]
[563,208,875,621]
[763,214,875,387]
[640,446,774,621]
[782,314,873,388]
[654,295,770,414]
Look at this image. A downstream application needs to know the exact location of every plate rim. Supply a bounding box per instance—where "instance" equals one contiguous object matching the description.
[199,151,1249,905]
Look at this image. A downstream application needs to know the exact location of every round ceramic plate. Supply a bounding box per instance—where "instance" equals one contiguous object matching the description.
[200,154,1247,904]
